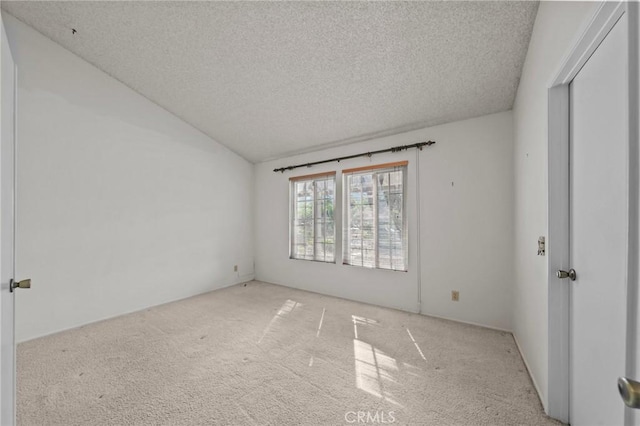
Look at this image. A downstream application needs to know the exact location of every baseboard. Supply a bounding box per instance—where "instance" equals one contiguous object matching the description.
[253,278,512,334]
[421,312,512,333]
[238,273,255,282]
[512,332,547,413]
[18,277,253,344]
[253,278,420,315]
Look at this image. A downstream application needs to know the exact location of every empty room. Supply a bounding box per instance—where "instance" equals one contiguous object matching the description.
[0,1,638,425]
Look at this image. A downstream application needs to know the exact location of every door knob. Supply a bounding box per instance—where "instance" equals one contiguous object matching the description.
[9,278,31,292]
[556,269,577,281]
[619,377,640,408]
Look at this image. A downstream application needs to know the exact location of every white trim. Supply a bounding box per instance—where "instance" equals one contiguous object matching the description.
[18,277,252,344]
[547,1,633,423]
[550,1,626,87]
[513,333,545,413]
[547,84,570,422]
[421,312,511,334]
[257,279,505,330]
[10,41,16,426]
[0,13,17,424]
[625,4,640,426]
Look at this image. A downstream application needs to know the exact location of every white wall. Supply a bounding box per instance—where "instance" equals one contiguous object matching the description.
[418,112,514,329]
[4,14,255,342]
[255,111,514,331]
[512,1,600,410]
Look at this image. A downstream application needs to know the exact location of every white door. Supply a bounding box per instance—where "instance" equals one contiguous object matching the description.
[0,14,16,426]
[569,12,629,425]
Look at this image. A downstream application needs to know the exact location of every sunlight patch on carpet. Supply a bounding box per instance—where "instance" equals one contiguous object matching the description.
[257,299,302,344]
[353,339,402,407]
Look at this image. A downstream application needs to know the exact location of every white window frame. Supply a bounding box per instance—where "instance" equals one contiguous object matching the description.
[342,161,408,271]
[289,171,336,263]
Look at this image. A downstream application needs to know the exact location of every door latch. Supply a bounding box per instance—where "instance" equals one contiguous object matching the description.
[9,278,31,292]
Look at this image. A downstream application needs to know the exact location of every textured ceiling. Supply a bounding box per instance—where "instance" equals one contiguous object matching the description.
[2,1,538,162]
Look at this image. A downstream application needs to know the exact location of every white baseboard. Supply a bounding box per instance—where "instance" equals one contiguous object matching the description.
[512,333,547,413]
[421,312,512,333]
[18,278,250,344]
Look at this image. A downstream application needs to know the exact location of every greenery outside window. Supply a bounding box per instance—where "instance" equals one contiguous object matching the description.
[290,172,336,262]
[343,161,407,271]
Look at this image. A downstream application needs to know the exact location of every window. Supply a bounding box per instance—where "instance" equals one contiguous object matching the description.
[343,162,407,271]
[290,172,336,262]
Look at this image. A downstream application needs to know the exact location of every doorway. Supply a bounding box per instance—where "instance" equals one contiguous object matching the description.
[568,11,628,424]
[1,14,17,425]
[548,2,639,424]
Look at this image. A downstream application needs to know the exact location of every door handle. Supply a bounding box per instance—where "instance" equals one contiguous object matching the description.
[556,269,577,281]
[619,377,640,408]
[9,278,31,292]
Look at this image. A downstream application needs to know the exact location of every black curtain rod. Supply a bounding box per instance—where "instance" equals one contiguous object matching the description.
[273,141,435,173]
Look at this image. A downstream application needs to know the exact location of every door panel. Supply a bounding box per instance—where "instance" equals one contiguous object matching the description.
[0,14,16,426]
[570,14,628,425]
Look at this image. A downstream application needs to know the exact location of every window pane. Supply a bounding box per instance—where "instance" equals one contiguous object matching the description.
[343,165,406,271]
[290,175,335,262]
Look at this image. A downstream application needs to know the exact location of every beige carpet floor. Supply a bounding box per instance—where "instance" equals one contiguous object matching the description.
[18,281,559,425]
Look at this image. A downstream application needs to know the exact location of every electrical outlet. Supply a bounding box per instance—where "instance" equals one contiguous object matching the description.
[234,265,238,272]
[451,291,460,302]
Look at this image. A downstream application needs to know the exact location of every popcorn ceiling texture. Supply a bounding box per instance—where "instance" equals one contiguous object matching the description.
[2,1,538,163]
[17,281,558,425]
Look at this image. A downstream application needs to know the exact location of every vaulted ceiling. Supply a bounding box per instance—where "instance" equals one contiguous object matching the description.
[2,1,538,162]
